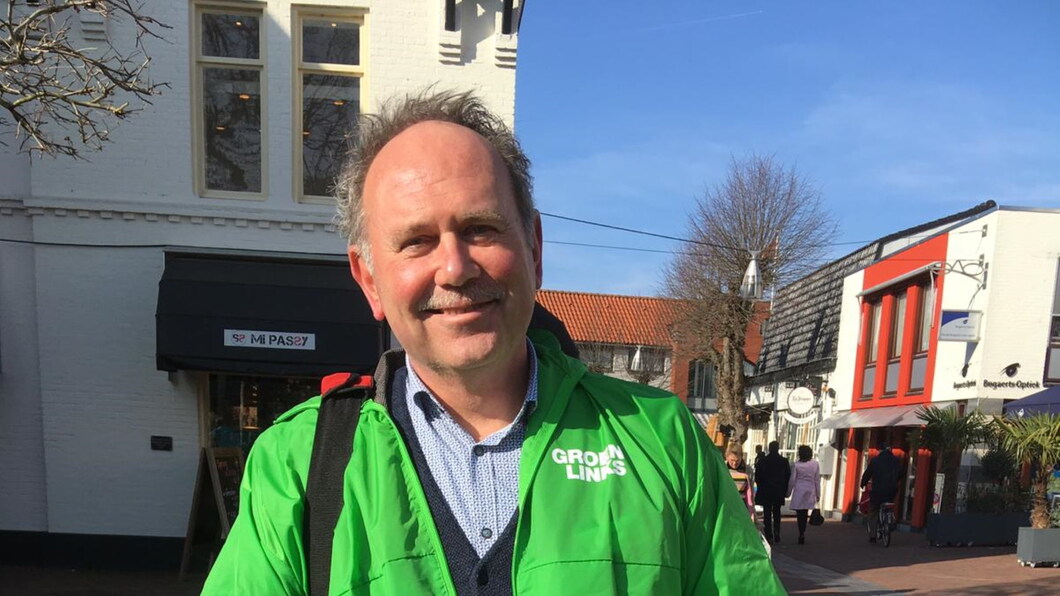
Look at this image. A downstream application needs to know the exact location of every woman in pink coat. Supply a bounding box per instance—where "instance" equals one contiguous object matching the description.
[787,444,821,545]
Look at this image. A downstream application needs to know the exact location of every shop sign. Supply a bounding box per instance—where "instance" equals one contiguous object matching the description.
[786,387,815,416]
[938,310,981,342]
[224,329,316,351]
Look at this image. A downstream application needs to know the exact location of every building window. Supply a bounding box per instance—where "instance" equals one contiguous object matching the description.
[688,359,715,399]
[295,9,365,201]
[627,346,665,374]
[885,292,906,395]
[1046,261,1060,384]
[194,4,265,198]
[578,343,614,373]
[208,375,317,453]
[910,283,934,391]
[862,300,881,397]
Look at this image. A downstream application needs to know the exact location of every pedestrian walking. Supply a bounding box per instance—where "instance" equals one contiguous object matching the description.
[860,442,901,543]
[727,450,756,522]
[787,445,821,545]
[755,441,791,544]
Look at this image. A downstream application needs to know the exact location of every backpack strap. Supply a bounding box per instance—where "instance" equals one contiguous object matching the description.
[303,350,404,596]
[305,373,373,596]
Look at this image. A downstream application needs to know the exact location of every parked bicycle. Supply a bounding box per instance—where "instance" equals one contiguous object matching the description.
[872,502,897,547]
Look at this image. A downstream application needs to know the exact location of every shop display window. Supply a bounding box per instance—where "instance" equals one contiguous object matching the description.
[208,375,318,452]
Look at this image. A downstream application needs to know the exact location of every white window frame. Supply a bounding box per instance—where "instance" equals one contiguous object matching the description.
[293,7,367,204]
[192,1,268,200]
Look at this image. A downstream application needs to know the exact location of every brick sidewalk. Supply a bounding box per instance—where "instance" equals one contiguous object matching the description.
[772,517,1060,595]
[4,518,1059,595]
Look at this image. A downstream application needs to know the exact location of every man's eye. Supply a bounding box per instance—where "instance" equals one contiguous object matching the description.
[466,225,499,240]
[400,236,432,252]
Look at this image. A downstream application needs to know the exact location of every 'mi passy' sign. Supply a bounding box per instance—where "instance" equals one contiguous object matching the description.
[938,311,981,342]
[224,329,316,350]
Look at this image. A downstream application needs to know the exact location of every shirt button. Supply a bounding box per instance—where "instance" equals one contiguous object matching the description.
[477,568,489,586]
[473,445,486,457]
[480,527,493,539]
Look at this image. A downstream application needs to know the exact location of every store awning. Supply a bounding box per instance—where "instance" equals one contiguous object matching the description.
[156,252,384,376]
[816,403,951,430]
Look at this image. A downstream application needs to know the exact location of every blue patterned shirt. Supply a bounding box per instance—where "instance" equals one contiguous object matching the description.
[403,341,538,557]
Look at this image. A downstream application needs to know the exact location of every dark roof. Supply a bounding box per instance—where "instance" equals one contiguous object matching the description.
[750,201,997,386]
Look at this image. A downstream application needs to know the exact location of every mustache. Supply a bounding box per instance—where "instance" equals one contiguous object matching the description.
[417,281,506,312]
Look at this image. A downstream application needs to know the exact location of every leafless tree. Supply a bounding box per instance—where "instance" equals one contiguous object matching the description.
[666,154,837,449]
[1,1,168,158]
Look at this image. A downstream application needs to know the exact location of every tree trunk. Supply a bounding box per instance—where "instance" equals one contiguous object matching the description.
[715,336,748,450]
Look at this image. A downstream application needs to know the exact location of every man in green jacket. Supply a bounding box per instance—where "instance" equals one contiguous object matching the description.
[201,89,785,596]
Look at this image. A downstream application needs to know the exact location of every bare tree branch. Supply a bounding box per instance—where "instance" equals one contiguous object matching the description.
[665,154,838,449]
[0,0,169,158]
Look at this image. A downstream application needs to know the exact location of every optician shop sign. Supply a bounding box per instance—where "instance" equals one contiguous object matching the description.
[938,310,982,342]
[224,329,316,351]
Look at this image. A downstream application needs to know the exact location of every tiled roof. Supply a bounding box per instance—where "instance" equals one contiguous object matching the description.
[536,290,769,364]
[536,290,678,347]
[751,200,997,385]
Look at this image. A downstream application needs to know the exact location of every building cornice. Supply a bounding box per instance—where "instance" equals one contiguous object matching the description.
[0,196,341,234]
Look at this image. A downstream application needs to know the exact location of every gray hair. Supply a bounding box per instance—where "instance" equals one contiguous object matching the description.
[334,89,535,261]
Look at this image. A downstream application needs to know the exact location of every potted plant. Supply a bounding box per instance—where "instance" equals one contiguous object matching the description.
[994,412,1060,566]
[916,406,1002,545]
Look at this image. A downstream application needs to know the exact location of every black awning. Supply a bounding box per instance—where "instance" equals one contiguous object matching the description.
[156,252,384,376]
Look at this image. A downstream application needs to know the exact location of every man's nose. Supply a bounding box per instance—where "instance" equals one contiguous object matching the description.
[435,236,480,287]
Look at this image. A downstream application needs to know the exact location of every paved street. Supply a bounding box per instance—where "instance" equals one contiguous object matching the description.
[3,518,1059,595]
[772,517,1060,595]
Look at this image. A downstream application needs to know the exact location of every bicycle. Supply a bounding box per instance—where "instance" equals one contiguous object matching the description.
[874,502,896,547]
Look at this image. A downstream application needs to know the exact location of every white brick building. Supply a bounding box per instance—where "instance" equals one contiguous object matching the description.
[0,0,521,566]
[822,206,1060,528]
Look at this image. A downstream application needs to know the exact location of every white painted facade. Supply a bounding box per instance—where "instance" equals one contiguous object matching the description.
[0,0,519,539]
[831,207,1060,417]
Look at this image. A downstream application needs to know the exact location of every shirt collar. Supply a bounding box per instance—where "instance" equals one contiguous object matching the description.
[404,338,539,421]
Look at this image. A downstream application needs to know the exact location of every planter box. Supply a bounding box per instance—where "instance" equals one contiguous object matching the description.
[1017,527,1060,567]
[925,512,1030,546]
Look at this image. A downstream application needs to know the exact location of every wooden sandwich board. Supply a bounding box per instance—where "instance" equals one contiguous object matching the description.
[179,447,244,579]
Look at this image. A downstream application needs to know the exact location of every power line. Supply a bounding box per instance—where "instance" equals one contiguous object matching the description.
[540,211,736,250]
[540,210,885,249]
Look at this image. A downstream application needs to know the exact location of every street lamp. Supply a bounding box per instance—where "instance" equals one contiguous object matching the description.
[739,250,762,300]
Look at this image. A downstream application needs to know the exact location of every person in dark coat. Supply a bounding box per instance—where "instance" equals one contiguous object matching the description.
[754,441,791,544]
[860,443,901,542]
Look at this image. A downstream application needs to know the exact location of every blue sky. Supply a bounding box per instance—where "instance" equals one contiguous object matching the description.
[515,1,1060,296]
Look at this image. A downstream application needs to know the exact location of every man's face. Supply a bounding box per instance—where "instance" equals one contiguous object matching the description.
[348,121,542,376]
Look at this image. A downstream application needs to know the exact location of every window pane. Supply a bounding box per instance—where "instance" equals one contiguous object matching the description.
[203,68,262,193]
[577,343,613,372]
[862,365,875,397]
[303,19,360,65]
[202,13,260,59]
[891,292,906,358]
[302,74,359,197]
[885,360,900,394]
[868,302,881,361]
[917,284,934,352]
[1051,316,1060,342]
[1047,346,1060,381]
[910,354,927,391]
[209,375,316,453]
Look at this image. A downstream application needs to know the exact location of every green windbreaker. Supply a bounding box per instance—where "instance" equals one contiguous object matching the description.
[201,332,786,595]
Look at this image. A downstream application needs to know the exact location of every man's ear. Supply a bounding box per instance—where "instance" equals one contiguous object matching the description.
[348,246,386,321]
[532,212,543,289]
